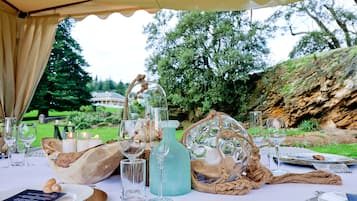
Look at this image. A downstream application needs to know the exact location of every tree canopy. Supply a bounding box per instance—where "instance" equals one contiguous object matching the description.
[88,77,129,95]
[144,11,271,120]
[28,18,92,117]
[268,0,357,58]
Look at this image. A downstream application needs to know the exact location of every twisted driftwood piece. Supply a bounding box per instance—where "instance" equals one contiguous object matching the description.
[183,110,342,195]
[42,138,122,184]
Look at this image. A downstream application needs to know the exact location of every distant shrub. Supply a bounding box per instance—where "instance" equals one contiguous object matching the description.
[79,105,94,112]
[299,119,319,132]
[66,108,122,129]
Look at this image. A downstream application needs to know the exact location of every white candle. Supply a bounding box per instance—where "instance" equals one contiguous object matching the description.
[88,134,102,148]
[62,132,77,153]
[77,132,90,152]
[62,139,76,153]
[77,140,89,152]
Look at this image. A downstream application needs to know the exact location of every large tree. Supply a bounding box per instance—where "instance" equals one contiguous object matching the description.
[268,0,357,58]
[28,18,92,117]
[144,11,270,120]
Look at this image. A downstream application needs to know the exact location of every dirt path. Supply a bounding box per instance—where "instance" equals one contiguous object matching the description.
[284,128,357,147]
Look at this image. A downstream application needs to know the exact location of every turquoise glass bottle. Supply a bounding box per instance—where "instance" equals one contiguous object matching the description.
[149,120,191,196]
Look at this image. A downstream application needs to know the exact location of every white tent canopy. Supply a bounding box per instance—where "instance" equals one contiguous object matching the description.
[0,0,301,19]
[0,0,301,121]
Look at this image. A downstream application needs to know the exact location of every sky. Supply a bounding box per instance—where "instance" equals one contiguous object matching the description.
[71,8,299,83]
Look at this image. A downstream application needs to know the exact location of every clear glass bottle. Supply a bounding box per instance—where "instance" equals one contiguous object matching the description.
[149,120,191,196]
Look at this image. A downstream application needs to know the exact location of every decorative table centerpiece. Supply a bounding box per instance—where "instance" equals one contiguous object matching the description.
[182,110,342,195]
[42,138,122,184]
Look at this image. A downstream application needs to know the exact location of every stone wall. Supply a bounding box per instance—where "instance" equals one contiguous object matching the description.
[248,46,357,129]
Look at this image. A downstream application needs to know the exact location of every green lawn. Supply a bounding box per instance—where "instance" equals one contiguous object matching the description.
[31,123,357,158]
[31,120,182,147]
[78,127,119,143]
[308,143,357,158]
[23,110,357,158]
[24,110,72,119]
[31,122,120,147]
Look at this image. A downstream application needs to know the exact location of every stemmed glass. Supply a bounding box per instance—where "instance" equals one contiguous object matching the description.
[118,119,148,200]
[149,109,171,201]
[249,111,265,147]
[249,111,271,168]
[2,117,17,168]
[266,118,287,175]
[18,123,37,166]
[150,140,170,201]
[118,119,147,162]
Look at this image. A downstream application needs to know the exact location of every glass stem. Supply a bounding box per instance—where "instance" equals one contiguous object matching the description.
[267,152,271,170]
[159,158,164,199]
[7,146,12,167]
[25,146,30,166]
[130,162,134,185]
[275,145,280,170]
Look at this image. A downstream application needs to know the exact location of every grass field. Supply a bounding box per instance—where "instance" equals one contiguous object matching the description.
[24,110,71,119]
[309,143,357,158]
[24,110,357,158]
[33,124,182,147]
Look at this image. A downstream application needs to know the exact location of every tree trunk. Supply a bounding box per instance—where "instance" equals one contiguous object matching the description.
[323,4,352,47]
[303,7,341,49]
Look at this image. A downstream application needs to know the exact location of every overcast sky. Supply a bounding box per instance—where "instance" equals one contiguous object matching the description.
[71,8,298,83]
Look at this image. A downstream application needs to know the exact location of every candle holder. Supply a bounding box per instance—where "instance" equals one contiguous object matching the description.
[62,132,77,153]
[77,132,90,152]
[88,134,103,149]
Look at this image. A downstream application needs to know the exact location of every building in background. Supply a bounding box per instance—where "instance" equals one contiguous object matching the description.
[91,92,125,108]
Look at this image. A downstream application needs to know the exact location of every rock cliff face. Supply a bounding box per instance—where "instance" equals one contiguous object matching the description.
[248,46,357,129]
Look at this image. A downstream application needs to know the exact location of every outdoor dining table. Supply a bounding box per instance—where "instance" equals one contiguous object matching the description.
[0,147,356,201]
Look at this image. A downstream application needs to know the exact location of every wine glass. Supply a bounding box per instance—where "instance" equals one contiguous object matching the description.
[266,118,287,175]
[2,117,17,168]
[18,123,37,166]
[118,119,147,162]
[119,119,148,200]
[149,140,170,201]
[147,107,168,148]
[249,111,265,147]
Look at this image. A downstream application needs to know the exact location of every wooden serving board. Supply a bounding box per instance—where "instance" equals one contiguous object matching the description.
[86,188,107,201]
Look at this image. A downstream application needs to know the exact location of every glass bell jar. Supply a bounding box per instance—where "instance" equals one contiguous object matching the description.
[126,81,169,143]
[183,114,252,183]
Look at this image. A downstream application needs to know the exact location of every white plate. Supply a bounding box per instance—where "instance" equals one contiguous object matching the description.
[279,152,357,166]
[0,184,93,201]
[318,192,347,201]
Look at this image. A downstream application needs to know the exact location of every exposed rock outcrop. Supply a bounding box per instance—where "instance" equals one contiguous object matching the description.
[248,46,357,129]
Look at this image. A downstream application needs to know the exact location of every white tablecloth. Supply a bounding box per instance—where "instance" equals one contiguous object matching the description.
[0,148,356,201]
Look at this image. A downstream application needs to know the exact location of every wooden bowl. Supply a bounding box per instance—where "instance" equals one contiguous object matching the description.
[41,138,123,184]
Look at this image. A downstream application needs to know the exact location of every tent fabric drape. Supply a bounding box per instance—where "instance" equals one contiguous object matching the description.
[0,11,17,120]
[14,15,59,121]
[0,11,60,121]
[0,0,302,20]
